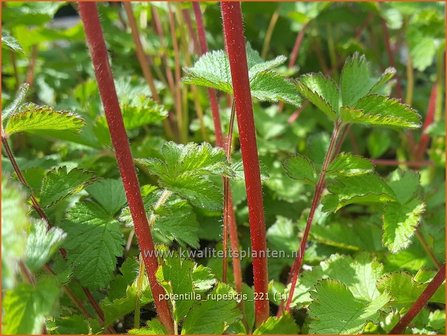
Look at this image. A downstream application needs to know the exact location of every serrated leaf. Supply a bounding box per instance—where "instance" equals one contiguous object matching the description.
[297,73,339,120]
[369,67,396,95]
[25,220,66,271]
[327,153,374,177]
[340,53,377,106]
[156,256,195,322]
[322,173,397,212]
[282,154,317,184]
[39,166,95,208]
[2,31,23,53]
[340,95,421,129]
[121,186,199,248]
[2,277,59,334]
[1,178,29,289]
[5,103,84,136]
[137,142,229,210]
[309,279,389,334]
[183,45,299,106]
[192,264,216,293]
[129,319,167,335]
[62,201,124,288]
[383,200,426,253]
[86,179,127,216]
[253,313,299,334]
[378,272,445,307]
[181,283,240,334]
[387,170,421,204]
[251,71,301,107]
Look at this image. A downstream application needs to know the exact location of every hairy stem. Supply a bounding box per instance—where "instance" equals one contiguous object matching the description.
[390,264,446,334]
[78,3,174,332]
[281,120,344,314]
[221,2,269,325]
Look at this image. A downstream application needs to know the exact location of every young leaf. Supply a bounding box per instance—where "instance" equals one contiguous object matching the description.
[2,31,23,53]
[181,283,241,334]
[308,280,389,334]
[39,167,95,208]
[62,201,124,289]
[340,95,421,129]
[2,277,60,334]
[4,103,85,136]
[192,264,217,293]
[383,200,426,253]
[322,173,397,212]
[327,153,374,177]
[25,219,66,271]
[137,142,230,210]
[253,313,299,334]
[296,73,339,120]
[86,179,127,216]
[282,154,317,184]
[156,256,195,322]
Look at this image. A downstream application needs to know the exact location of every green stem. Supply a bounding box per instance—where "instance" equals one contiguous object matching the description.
[261,10,279,59]
[134,254,145,329]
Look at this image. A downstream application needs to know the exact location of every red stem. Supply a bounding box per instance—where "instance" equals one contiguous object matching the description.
[280,121,343,314]
[371,159,433,168]
[78,3,174,332]
[288,23,308,69]
[182,8,200,55]
[390,264,446,334]
[221,2,269,325]
[415,82,438,161]
[193,2,225,147]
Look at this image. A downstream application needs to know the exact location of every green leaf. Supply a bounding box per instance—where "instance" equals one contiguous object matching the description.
[156,255,195,322]
[1,178,29,289]
[137,142,229,210]
[322,173,396,212]
[296,73,339,120]
[308,279,389,334]
[121,187,199,248]
[387,170,421,204]
[340,95,421,129]
[39,167,95,208]
[327,153,374,177]
[367,129,391,158]
[192,264,216,293]
[340,53,376,106]
[378,272,445,307]
[383,200,426,253]
[62,201,124,288]
[251,71,301,107]
[86,179,127,216]
[183,45,300,107]
[129,319,167,335]
[25,220,66,271]
[181,283,241,334]
[282,154,317,184]
[5,103,85,136]
[101,257,153,326]
[2,277,60,334]
[2,31,23,53]
[253,313,299,334]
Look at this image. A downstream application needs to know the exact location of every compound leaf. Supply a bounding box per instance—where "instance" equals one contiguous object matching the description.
[327,153,374,177]
[282,154,317,184]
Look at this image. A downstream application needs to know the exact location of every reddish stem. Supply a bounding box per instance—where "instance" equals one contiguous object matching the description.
[78,3,174,332]
[288,23,308,68]
[371,159,434,168]
[390,264,446,334]
[221,2,269,325]
[415,82,438,161]
[182,8,200,55]
[193,2,225,147]
[280,121,343,314]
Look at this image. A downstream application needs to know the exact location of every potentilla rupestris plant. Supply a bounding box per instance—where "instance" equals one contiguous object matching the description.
[78,3,174,332]
[221,2,270,326]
